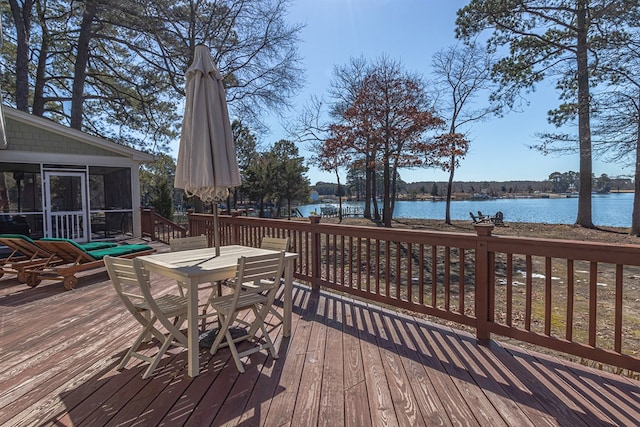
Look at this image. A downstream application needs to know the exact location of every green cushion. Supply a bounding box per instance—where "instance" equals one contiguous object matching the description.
[38,237,117,252]
[0,233,35,243]
[40,237,89,253]
[88,244,153,260]
[79,241,118,251]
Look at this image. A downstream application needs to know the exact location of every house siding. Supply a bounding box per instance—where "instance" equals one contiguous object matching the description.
[5,116,119,157]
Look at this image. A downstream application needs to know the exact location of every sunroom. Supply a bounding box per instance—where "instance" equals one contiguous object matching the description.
[0,106,153,242]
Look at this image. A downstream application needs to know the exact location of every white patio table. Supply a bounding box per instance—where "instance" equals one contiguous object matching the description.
[138,245,298,378]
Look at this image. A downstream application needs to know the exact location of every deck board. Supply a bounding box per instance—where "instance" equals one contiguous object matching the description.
[1,254,639,427]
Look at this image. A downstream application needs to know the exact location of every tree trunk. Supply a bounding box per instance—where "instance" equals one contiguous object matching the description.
[31,2,50,116]
[574,0,594,228]
[371,166,380,221]
[390,161,398,218]
[8,0,34,112]
[382,157,392,227]
[70,0,99,130]
[364,158,372,218]
[631,90,640,236]
[445,153,455,225]
[336,170,343,223]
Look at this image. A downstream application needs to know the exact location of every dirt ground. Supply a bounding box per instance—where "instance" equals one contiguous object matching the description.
[319,216,640,378]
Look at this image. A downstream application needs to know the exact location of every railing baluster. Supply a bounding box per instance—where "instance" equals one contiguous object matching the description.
[357,237,363,291]
[525,255,532,331]
[506,254,513,326]
[444,247,450,311]
[375,239,381,295]
[332,234,337,285]
[366,238,371,293]
[407,242,413,303]
[459,248,465,314]
[566,259,574,341]
[431,245,437,308]
[395,241,401,300]
[589,261,598,347]
[419,244,424,305]
[385,241,391,297]
[545,257,552,336]
[615,264,623,353]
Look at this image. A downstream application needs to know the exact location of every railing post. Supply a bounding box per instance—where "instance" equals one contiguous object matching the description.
[148,207,157,241]
[310,215,322,290]
[474,224,494,342]
[187,209,194,236]
[231,211,242,245]
[140,207,149,237]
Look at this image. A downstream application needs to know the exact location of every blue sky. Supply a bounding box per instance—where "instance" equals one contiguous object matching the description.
[259,0,631,184]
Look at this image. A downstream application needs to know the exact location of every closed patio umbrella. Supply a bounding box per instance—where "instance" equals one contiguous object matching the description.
[175,45,241,255]
[0,20,7,150]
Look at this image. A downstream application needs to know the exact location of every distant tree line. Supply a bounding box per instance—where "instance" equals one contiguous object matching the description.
[312,171,634,199]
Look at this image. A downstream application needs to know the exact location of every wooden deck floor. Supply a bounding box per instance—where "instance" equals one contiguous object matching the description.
[1,259,639,426]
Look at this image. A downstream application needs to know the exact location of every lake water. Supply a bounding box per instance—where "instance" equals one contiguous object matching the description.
[297,193,636,227]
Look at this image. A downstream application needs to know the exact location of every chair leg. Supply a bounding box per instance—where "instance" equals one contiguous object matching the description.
[209,312,234,355]
[141,331,177,379]
[118,315,159,370]
[226,330,245,373]
[253,305,279,359]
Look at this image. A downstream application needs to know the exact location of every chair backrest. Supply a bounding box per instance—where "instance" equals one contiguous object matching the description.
[170,235,208,252]
[104,255,185,341]
[260,236,290,252]
[231,252,285,300]
[0,235,52,259]
[104,255,151,324]
[35,239,96,263]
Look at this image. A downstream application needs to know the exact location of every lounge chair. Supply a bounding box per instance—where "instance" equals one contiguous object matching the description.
[0,234,118,283]
[24,238,155,290]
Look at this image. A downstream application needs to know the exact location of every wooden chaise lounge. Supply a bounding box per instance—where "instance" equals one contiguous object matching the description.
[24,238,155,290]
[0,234,119,283]
[0,234,52,282]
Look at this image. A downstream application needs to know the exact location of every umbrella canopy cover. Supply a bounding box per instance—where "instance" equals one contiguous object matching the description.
[175,45,241,202]
[0,21,7,150]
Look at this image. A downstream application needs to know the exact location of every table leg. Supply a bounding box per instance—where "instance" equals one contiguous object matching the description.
[283,259,294,337]
[187,279,199,377]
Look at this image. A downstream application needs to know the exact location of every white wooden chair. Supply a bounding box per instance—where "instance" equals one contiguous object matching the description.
[208,251,285,372]
[169,235,208,252]
[104,255,188,379]
[170,235,220,317]
[258,236,290,323]
[260,236,290,252]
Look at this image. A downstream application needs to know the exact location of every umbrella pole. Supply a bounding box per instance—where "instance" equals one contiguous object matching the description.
[213,205,220,256]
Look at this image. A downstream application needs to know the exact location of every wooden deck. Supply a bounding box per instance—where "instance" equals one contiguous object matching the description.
[1,258,639,426]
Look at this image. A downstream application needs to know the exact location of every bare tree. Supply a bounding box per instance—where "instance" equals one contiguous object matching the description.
[431,43,498,224]
[331,56,444,227]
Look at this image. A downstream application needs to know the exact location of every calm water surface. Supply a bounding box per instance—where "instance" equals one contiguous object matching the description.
[298,193,635,227]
